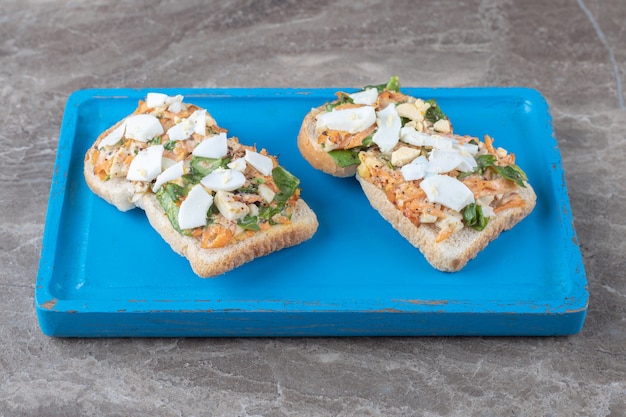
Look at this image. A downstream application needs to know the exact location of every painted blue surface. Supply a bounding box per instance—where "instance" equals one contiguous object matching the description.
[35,87,588,337]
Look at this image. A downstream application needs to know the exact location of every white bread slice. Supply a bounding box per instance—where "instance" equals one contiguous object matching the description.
[83,94,319,278]
[356,175,537,272]
[141,193,319,278]
[297,105,358,178]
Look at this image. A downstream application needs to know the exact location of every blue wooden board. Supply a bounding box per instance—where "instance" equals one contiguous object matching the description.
[35,87,588,337]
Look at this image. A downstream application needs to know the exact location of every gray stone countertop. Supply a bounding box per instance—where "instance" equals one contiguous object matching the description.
[1,1,625,416]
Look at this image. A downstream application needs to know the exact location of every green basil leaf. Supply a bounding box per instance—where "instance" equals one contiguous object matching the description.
[463,203,489,231]
[493,164,528,188]
[325,92,354,111]
[258,205,281,223]
[237,214,261,231]
[272,166,300,204]
[385,75,400,92]
[424,99,448,123]
[364,76,401,93]
[155,184,191,236]
[458,154,497,180]
[163,140,176,151]
[327,149,361,168]
[185,156,230,183]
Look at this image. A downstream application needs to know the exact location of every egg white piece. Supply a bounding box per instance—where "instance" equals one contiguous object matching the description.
[145,92,169,108]
[420,174,475,212]
[193,132,228,159]
[152,160,184,192]
[201,168,246,191]
[427,149,465,174]
[167,117,196,141]
[124,114,164,142]
[316,106,376,134]
[401,155,429,181]
[98,121,126,149]
[349,88,378,105]
[258,183,276,203]
[126,145,164,182]
[244,150,273,176]
[372,104,401,153]
[214,190,249,221]
[190,109,207,136]
[177,184,214,230]
[227,157,247,172]
[400,127,455,150]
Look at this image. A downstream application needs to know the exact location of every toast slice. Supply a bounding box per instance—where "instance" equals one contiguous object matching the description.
[297,76,453,177]
[84,93,318,277]
[142,194,318,277]
[356,133,536,272]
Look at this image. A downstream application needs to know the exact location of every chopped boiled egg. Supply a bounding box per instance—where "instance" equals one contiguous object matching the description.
[372,104,401,153]
[244,150,273,176]
[145,93,184,112]
[420,174,474,212]
[400,127,455,149]
[316,106,376,134]
[124,114,164,142]
[258,183,276,203]
[227,157,247,172]
[401,155,429,181]
[395,102,424,122]
[200,168,246,191]
[214,190,249,221]
[349,88,378,105]
[427,149,465,174]
[177,184,214,230]
[98,122,126,149]
[193,132,228,159]
[190,109,207,136]
[146,92,169,108]
[126,145,164,182]
[167,117,196,141]
[433,119,452,133]
[152,160,184,192]
[391,146,421,167]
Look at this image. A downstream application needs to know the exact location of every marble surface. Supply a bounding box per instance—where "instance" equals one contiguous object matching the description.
[1,0,625,415]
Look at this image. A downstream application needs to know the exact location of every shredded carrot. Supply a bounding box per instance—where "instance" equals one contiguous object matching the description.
[484,135,497,155]
[90,149,100,165]
[201,225,233,249]
[436,228,454,243]
[494,194,525,213]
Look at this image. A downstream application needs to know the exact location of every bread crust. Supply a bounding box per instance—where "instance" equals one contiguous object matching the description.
[142,193,319,278]
[356,175,537,272]
[297,106,357,178]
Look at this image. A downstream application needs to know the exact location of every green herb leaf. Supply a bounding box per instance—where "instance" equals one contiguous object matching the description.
[155,184,191,236]
[385,75,400,92]
[148,136,162,145]
[327,149,361,168]
[463,203,489,231]
[493,164,528,188]
[364,76,401,93]
[163,140,176,151]
[272,166,300,204]
[424,99,447,123]
[185,156,230,183]
[237,214,261,231]
[457,154,497,180]
[325,92,354,111]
